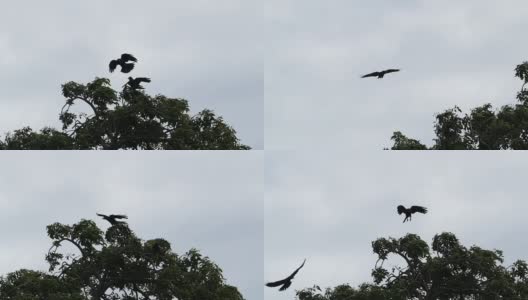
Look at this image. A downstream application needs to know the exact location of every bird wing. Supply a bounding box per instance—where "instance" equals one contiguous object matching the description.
[109,60,118,73]
[265,278,288,287]
[361,72,380,78]
[410,206,427,214]
[96,213,107,218]
[382,69,400,74]
[109,214,128,219]
[121,53,137,62]
[136,77,151,83]
[279,281,292,291]
[287,259,306,279]
[397,205,406,215]
[266,259,305,289]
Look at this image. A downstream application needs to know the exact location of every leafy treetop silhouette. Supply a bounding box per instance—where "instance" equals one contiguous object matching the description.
[389,61,528,150]
[0,77,249,150]
[0,219,245,300]
[296,232,528,300]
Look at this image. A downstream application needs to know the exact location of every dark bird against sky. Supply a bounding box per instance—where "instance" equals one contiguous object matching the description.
[361,69,400,79]
[109,53,138,73]
[97,213,128,225]
[126,77,151,90]
[397,205,427,223]
[266,259,306,291]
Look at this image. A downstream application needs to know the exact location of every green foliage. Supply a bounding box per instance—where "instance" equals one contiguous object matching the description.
[0,220,245,300]
[389,61,528,150]
[1,78,249,150]
[297,284,400,300]
[0,269,84,300]
[389,131,427,150]
[0,127,75,150]
[297,232,528,300]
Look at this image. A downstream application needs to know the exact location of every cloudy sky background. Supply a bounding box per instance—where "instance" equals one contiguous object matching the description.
[265,151,528,300]
[265,0,528,150]
[0,152,263,300]
[0,1,262,149]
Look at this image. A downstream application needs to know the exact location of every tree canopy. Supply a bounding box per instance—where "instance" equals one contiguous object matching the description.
[0,219,245,300]
[297,232,528,300]
[389,62,528,150]
[0,78,250,150]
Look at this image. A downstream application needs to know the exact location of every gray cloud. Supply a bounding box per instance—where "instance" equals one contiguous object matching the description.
[0,152,263,300]
[0,0,262,148]
[265,151,528,300]
[265,0,528,150]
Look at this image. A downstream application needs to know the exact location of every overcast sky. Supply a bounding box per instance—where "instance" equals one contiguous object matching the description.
[265,151,528,300]
[0,152,263,300]
[0,1,262,149]
[265,0,528,150]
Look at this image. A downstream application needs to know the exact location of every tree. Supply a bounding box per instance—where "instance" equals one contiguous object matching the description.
[0,127,75,150]
[389,132,427,150]
[0,269,85,300]
[389,62,528,150]
[297,284,394,300]
[0,219,245,300]
[297,232,528,300]
[0,78,250,150]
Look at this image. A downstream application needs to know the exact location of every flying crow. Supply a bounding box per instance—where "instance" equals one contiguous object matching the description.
[125,77,151,90]
[361,69,400,79]
[97,213,128,225]
[109,53,138,73]
[266,259,306,291]
[397,205,427,223]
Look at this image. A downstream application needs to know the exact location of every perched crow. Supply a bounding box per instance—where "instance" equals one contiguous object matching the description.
[97,213,128,225]
[266,259,306,291]
[125,77,151,90]
[361,69,400,79]
[397,205,427,223]
[109,53,138,73]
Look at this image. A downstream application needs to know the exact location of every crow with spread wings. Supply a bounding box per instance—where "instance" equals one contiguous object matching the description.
[109,53,138,73]
[397,205,427,223]
[125,77,151,90]
[361,69,400,79]
[266,259,306,291]
[97,213,128,225]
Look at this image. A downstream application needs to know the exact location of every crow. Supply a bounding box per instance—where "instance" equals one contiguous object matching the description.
[361,69,400,79]
[397,205,427,223]
[109,53,138,73]
[266,259,306,291]
[97,213,128,225]
[125,77,151,90]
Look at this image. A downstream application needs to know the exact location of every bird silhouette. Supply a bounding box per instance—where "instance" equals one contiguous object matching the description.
[97,213,128,225]
[266,259,306,291]
[361,69,400,79]
[397,205,427,223]
[125,77,151,90]
[109,53,138,73]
